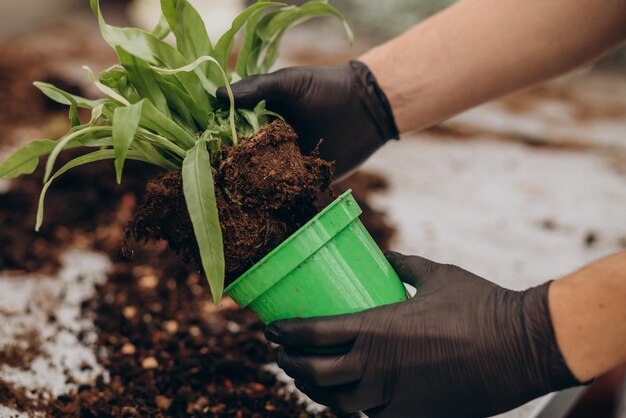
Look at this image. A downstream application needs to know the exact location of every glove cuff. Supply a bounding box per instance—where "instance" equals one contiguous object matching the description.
[349,60,400,143]
[522,282,585,392]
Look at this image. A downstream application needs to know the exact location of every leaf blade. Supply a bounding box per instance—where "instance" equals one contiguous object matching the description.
[116,47,171,117]
[113,101,144,183]
[182,140,225,304]
[36,149,157,230]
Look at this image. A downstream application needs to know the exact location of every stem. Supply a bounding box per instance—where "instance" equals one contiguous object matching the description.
[137,129,187,158]
[220,74,238,146]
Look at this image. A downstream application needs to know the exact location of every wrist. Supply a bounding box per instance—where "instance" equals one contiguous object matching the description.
[349,60,400,143]
[521,282,582,391]
[548,253,626,383]
[359,51,411,134]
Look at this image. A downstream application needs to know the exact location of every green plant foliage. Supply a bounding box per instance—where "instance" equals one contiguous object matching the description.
[0,0,351,303]
[182,140,225,303]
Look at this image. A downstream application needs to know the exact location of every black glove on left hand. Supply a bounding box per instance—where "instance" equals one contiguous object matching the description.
[217,61,399,179]
[265,252,582,418]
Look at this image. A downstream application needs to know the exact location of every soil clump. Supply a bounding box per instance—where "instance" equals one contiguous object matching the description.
[126,120,334,283]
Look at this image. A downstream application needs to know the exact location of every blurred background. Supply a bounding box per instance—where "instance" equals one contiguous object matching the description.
[0,1,625,417]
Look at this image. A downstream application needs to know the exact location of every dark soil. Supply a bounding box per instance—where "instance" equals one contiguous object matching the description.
[0,18,114,145]
[47,243,356,417]
[1,137,392,416]
[125,120,335,284]
[0,150,162,274]
[0,380,46,414]
[0,329,42,370]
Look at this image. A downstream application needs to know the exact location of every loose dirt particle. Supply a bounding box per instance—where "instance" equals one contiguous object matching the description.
[138,274,159,289]
[142,357,159,369]
[155,395,173,410]
[120,343,136,355]
[585,231,598,247]
[122,306,137,319]
[164,320,179,334]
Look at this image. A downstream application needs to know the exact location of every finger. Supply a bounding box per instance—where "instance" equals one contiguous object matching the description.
[265,314,362,348]
[216,73,284,109]
[385,251,441,288]
[276,347,362,387]
[295,380,382,414]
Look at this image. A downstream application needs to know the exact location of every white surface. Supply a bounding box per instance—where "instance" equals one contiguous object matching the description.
[363,135,626,290]
[0,250,111,416]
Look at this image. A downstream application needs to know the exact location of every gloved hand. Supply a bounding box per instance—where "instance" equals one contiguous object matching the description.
[216,61,399,179]
[264,252,582,418]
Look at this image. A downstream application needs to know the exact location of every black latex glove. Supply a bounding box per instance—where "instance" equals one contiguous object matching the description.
[265,252,582,418]
[216,61,399,179]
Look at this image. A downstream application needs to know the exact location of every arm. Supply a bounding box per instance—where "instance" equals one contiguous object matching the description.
[220,0,626,177]
[264,251,626,417]
[362,0,626,133]
[550,250,626,381]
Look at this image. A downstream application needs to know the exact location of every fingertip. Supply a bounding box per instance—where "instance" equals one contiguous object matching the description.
[385,251,410,275]
[385,251,419,286]
[265,322,282,343]
[215,86,228,104]
[384,250,404,263]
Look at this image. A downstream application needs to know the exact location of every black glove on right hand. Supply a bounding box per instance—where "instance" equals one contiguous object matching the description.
[265,252,582,418]
[217,61,399,179]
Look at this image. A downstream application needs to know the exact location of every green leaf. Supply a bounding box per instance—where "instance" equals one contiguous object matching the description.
[151,56,237,145]
[117,47,171,118]
[161,0,212,60]
[113,101,143,183]
[90,0,211,106]
[84,65,131,106]
[250,1,353,74]
[91,0,174,65]
[43,126,114,183]
[0,139,79,178]
[136,128,186,159]
[156,79,208,129]
[138,99,196,149]
[235,8,268,78]
[238,108,259,132]
[36,149,158,231]
[34,82,81,128]
[131,138,179,170]
[182,140,225,304]
[98,66,140,104]
[212,1,284,81]
[88,102,106,125]
[152,15,171,40]
[33,82,101,109]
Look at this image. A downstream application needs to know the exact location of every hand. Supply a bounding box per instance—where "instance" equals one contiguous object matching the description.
[217,61,399,179]
[264,252,582,418]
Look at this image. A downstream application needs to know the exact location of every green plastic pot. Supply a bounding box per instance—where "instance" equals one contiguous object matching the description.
[224,189,408,324]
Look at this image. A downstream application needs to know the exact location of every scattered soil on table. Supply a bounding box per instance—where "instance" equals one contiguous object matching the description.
[0,150,162,274]
[0,380,46,413]
[0,142,391,416]
[48,243,359,418]
[0,329,43,370]
[126,120,334,283]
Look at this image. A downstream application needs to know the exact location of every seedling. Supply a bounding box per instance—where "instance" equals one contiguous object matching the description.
[0,0,351,303]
